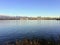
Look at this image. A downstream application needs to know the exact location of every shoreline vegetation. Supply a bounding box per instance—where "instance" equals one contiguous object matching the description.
[4,36,60,45]
[0,16,60,20]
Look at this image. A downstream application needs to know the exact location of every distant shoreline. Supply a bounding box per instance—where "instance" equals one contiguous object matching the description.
[0,16,60,20]
[0,19,60,20]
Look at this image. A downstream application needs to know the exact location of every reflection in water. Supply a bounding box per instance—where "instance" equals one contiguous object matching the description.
[0,20,60,45]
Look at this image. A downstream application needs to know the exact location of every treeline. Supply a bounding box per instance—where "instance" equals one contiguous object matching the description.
[0,16,20,20]
[0,16,60,20]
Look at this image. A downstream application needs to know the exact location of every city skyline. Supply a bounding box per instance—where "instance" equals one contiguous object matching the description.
[0,0,60,16]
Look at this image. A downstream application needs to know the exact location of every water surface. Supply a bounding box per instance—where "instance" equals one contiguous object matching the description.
[0,20,60,45]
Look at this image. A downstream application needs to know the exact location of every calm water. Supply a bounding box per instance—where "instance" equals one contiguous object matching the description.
[0,20,60,45]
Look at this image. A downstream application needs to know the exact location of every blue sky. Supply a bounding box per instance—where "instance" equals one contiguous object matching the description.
[0,0,60,16]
